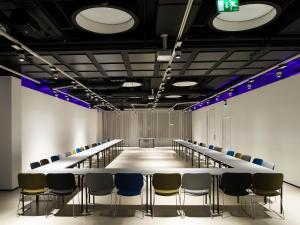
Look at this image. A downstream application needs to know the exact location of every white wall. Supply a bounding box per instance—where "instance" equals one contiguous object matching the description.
[192,75,300,186]
[21,87,99,171]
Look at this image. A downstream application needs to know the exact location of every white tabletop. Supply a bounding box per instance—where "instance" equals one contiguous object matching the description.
[32,139,123,172]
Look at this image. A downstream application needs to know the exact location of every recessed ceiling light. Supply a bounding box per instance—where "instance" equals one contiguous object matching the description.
[129,96,141,99]
[73,6,137,34]
[165,95,182,99]
[172,81,197,87]
[122,82,142,88]
[210,3,280,32]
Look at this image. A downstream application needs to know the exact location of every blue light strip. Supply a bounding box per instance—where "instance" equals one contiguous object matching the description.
[192,56,300,111]
[21,78,91,108]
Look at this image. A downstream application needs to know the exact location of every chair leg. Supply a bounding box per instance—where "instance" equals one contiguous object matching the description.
[140,193,144,218]
[152,192,155,218]
[72,195,75,217]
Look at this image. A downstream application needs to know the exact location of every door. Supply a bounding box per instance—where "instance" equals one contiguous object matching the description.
[222,116,231,151]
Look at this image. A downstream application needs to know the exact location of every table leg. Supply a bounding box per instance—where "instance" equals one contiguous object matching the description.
[97,153,99,168]
[81,175,84,213]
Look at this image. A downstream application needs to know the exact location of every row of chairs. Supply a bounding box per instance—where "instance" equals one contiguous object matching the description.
[18,172,283,218]
[29,139,110,169]
[189,140,275,170]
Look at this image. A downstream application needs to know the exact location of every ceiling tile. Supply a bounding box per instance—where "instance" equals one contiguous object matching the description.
[195,52,227,61]
[60,54,91,63]
[32,55,60,64]
[170,63,185,69]
[173,52,191,62]
[260,51,298,61]
[132,71,154,77]
[129,53,155,62]
[72,64,98,71]
[218,61,247,69]
[184,70,208,76]
[106,71,128,77]
[189,62,215,69]
[235,68,262,75]
[209,69,234,76]
[102,64,126,70]
[227,51,256,61]
[247,61,278,68]
[27,72,52,79]
[79,71,102,78]
[94,54,123,63]
[131,63,154,70]
[41,64,70,71]
[21,65,42,72]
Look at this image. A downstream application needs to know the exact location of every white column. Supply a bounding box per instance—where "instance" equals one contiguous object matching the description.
[0,76,21,190]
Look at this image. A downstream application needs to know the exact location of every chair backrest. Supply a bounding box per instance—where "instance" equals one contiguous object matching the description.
[199,143,206,147]
[226,150,235,157]
[220,173,251,195]
[193,141,197,145]
[214,146,222,152]
[252,158,264,166]
[40,159,50,166]
[65,151,71,157]
[91,143,97,147]
[182,173,211,190]
[85,145,90,150]
[30,161,41,169]
[234,153,242,159]
[152,173,181,191]
[241,155,251,162]
[252,173,283,192]
[18,173,46,190]
[86,173,114,193]
[262,161,275,170]
[47,173,76,190]
[71,149,77,155]
[80,147,85,152]
[76,148,81,153]
[208,144,214,150]
[115,173,143,192]
[50,155,60,162]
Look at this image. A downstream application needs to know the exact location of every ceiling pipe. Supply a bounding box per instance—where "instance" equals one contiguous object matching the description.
[0,30,118,111]
[169,101,197,111]
[0,64,40,84]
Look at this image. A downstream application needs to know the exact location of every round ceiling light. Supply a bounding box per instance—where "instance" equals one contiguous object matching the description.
[165,95,182,99]
[172,81,198,87]
[73,6,137,34]
[122,82,142,88]
[210,3,280,32]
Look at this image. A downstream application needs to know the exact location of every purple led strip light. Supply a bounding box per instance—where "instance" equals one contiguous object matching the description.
[21,78,91,108]
[191,56,300,111]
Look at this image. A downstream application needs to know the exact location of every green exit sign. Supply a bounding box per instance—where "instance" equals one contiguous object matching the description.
[217,0,239,12]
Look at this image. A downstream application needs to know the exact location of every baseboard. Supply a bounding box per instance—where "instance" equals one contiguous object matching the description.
[284,181,300,188]
[0,186,19,191]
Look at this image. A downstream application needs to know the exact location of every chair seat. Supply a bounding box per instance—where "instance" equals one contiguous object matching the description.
[184,189,209,196]
[49,188,75,196]
[117,189,141,196]
[155,188,179,196]
[251,189,280,197]
[22,188,48,195]
[89,189,113,196]
[222,189,249,197]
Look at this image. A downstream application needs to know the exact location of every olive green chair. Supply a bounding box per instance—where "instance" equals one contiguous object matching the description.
[40,159,50,166]
[152,173,182,217]
[234,153,243,159]
[17,173,48,215]
[251,173,284,219]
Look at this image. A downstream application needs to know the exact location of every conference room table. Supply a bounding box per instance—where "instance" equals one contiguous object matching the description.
[31,139,281,217]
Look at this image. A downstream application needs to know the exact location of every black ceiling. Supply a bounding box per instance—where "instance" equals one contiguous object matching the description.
[0,0,300,110]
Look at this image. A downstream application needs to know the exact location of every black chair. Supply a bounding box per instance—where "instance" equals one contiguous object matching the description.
[40,159,50,166]
[219,173,252,216]
[85,145,90,150]
[30,162,41,169]
[241,155,251,162]
[50,155,60,162]
[46,173,77,216]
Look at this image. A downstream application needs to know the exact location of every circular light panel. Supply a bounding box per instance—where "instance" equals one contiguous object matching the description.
[172,81,198,87]
[211,3,279,32]
[165,95,182,99]
[122,82,142,88]
[74,6,136,34]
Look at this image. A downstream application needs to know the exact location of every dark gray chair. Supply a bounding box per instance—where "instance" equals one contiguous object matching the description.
[241,155,251,162]
[181,173,212,216]
[85,173,115,216]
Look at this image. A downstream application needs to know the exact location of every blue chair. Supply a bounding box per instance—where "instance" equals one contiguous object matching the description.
[226,150,235,157]
[208,145,214,150]
[115,173,144,215]
[76,148,81,153]
[252,158,264,166]
[50,155,60,162]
